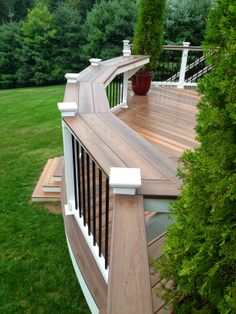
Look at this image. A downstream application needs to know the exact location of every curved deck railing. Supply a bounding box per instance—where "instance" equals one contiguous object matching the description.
[58,42,179,313]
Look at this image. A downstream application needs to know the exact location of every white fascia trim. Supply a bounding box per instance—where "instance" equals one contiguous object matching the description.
[73,209,109,283]
[65,233,99,314]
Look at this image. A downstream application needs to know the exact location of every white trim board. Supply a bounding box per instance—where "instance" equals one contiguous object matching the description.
[65,233,99,314]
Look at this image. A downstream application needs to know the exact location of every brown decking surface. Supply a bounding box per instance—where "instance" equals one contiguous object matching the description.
[117,86,199,162]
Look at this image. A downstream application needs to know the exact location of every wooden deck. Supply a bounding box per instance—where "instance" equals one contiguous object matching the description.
[59,55,200,314]
[62,85,200,313]
[117,86,199,162]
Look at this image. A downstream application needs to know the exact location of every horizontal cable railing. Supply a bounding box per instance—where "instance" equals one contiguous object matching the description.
[71,132,111,271]
[152,42,212,88]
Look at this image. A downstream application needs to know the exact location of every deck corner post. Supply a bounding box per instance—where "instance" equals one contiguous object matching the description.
[109,167,141,195]
[65,73,78,84]
[122,40,131,108]
[177,41,190,89]
[89,58,102,66]
[122,71,129,108]
[58,102,77,117]
[61,121,76,215]
[122,40,131,57]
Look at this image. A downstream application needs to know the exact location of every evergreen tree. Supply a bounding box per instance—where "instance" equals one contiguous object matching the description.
[133,0,166,70]
[16,5,57,86]
[157,0,236,313]
[53,3,84,78]
[0,21,22,88]
[164,0,212,45]
[69,0,96,19]
[82,0,137,62]
[13,0,35,21]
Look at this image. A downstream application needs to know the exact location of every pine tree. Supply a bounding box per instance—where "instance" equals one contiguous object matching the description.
[16,5,57,86]
[0,21,22,88]
[82,0,137,62]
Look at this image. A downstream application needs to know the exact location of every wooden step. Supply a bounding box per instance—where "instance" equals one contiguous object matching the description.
[42,157,62,192]
[53,156,64,182]
[32,158,61,202]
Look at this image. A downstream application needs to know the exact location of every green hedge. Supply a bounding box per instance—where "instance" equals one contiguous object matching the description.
[157,0,236,313]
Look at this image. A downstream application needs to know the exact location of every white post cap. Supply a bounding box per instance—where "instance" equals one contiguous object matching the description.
[123,40,131,56]
[183,42,190,47]
[89,58,102,66]
[58,102,77,117]
[109,167,141,195]
[65,73,78,83]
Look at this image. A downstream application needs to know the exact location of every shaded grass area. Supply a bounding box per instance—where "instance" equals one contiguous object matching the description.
[0,86,90,313]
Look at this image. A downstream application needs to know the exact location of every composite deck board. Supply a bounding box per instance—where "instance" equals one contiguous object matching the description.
[117,86,199,160]
[97,112,178,179]
[107,194,153,314]
[64,115,126,173]
[81,113,167,180]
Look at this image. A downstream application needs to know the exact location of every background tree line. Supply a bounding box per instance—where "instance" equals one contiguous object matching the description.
[0,0,212,89]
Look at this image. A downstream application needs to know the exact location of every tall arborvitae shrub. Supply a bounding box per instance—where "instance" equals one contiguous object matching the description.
[157,0,236,313]
[133,0,166,70]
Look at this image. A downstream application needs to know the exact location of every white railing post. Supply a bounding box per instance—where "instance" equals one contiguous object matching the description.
[58,78,77,215]
[122,40,131,108]
[122,40,131,57]
[61,122,76,216]
[89,58,102,67]
[177,42,190,89]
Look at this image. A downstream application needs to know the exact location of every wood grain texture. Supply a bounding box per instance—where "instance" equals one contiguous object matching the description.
[63,115,126,174]
[107,194,153,314]
[117,86,199,161]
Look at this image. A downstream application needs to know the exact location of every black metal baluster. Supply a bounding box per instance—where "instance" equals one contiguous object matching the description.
[98,169,102,257]
[92,161,96,245]
[76,140,82,217]
[71,136,78,209]
[81,146,86,226]
[86,153,91,235]
[105,177,109,269]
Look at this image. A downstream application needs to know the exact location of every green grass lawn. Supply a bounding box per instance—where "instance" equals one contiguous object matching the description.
[0,85,90,313]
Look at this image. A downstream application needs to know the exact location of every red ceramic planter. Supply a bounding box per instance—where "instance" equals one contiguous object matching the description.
[131,71,153,95]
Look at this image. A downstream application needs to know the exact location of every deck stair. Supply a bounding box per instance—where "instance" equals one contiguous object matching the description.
[31,156,64,202]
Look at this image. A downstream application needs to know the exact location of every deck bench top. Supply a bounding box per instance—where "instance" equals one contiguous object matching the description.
[63,112,180,198]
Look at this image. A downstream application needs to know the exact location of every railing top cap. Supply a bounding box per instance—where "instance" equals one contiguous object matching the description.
[89,58,102,66]
[109,167,141,188]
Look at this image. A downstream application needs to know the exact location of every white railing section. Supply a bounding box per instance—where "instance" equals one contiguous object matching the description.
[58,107,109,283]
